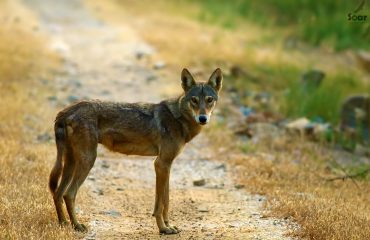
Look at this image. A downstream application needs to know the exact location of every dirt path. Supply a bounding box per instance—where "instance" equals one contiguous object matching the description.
[25,0,294,239]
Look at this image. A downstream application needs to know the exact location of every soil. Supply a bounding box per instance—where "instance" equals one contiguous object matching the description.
[25,0,295,239]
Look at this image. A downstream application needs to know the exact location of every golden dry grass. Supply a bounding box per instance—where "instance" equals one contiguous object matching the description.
[0,1,76,239]
[86,1,370,239]
[231,137,370,240]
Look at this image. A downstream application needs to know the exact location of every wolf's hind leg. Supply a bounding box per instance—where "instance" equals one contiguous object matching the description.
[53,151,75,225]
[64,134,97,232]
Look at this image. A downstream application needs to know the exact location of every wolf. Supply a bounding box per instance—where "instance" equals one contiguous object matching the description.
[49,68,223,234]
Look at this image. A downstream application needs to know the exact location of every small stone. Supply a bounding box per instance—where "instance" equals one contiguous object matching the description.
[50,39,70,54]
[153,61,166,70]
[85,232,96,240]
[239,106,254,117]
[234,184,245,189]
[75,207,82,214]
[146,75,157,82]
[193,179,206,186]
[285,118,310,130]
[93,189,104,195]
[100,209,121,217]
[116,187,124,191]
[207,184,224,189]
[37,132,52,142]
[67,95,80,103]
[101,162,110,168]
[135,47,153,59]
[214,164,226,170]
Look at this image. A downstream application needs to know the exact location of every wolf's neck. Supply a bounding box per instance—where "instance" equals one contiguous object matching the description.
[177,96,202,142]
[164,96,202,143]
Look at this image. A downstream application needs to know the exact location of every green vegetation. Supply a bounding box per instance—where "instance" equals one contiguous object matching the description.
[231,63,369,125]
[283,74,369,124]
[192,0,370,50]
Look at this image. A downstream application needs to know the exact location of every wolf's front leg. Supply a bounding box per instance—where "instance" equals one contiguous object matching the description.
[153,159,179,234]
[163,175,179,232]
[163,179,170,225]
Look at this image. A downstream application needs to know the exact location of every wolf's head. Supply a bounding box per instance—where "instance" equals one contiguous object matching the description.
[181,68,223,125]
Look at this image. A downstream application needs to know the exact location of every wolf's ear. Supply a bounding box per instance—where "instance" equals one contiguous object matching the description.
[181,68,196,92]
[208,68,223,92]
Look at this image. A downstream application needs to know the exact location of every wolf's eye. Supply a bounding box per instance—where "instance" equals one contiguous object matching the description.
[207,96,214,103]
[191,96,198,104]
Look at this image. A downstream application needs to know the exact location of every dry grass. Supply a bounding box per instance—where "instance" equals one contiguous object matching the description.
[86,1,370,239]
[231,137,370,240]
[0,1,76,239]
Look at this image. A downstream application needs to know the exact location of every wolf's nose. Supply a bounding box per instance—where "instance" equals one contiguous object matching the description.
[199,115,207,124]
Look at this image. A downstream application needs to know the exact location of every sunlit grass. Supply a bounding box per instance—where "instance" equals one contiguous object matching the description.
[0,1,75,239]
[232,136,370,240]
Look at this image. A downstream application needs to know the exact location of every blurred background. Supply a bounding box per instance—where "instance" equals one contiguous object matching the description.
[0,0,369,239]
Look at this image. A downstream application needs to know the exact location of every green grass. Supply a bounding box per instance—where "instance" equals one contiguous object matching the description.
[283,73,370,124]
[283,76,343,124]
[191,0,370,50]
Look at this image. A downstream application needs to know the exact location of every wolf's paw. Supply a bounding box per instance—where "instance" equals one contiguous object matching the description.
[73,223,88,233]
[159,226,180,235]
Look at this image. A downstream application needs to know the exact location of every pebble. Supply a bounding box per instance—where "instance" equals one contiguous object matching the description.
[214,164,226,171]
[93,189,104,195]
[193,179,206,186]
[153,61,166,70]
[67,95,80,103]
[37,132,52,142]
[100,209,121,217]
[197,205,209,213]
[101,162,110,168]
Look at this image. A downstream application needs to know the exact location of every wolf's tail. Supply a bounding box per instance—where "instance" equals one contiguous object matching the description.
[49,120,66,194]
